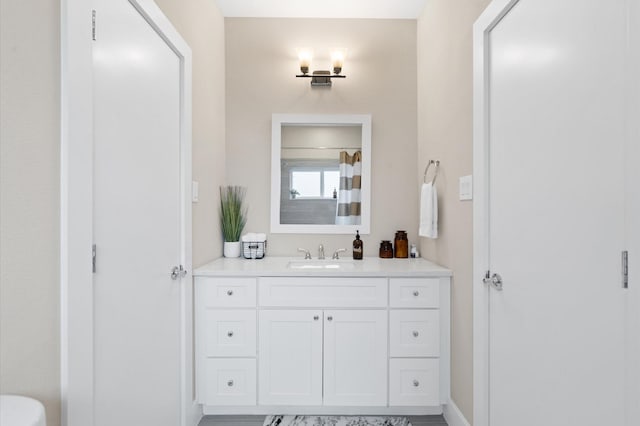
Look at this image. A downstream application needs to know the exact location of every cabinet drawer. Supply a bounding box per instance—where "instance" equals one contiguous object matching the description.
[390,310,439,357]
[198,277,257,307]
[390,278,439,308]
[259,277,387,307]
[202,358,256,406]
[389,358,440,406]
[205,310,256,357]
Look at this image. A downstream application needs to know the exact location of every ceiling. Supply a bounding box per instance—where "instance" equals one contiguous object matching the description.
[214,0,428,19]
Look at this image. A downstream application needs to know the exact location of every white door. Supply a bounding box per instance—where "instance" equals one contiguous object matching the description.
[323,310,387,406]
[477,1,629,425]
[92,1,188,425]
[258,310,323,405]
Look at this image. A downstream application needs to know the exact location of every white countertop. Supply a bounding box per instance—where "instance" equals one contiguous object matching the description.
[193,256,452,277]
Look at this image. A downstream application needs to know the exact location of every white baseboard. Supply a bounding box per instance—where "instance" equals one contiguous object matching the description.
[185,400,202,426]
[443,399,470,426]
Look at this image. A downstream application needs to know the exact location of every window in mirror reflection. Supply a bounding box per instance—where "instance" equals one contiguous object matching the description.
[290,169,339,199]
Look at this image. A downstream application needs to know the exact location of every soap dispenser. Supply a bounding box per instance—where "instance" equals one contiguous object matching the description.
[353,230,363,260]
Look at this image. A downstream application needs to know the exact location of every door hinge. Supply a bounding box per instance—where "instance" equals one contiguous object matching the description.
[622,251,628,289]
[92,10,96,41]
[92,244,97,273]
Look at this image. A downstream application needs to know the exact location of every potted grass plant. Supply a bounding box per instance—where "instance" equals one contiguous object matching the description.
[219,185,247,258]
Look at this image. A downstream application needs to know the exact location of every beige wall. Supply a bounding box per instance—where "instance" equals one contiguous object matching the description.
[0,1,61,425]
[417,0,490,423]
[225,18,418,255]
[0,2,225,426]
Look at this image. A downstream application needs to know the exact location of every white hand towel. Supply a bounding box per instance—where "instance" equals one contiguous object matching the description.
[419,182,438,238]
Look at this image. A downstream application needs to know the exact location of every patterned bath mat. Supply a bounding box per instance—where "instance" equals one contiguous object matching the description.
[263,416,412,426]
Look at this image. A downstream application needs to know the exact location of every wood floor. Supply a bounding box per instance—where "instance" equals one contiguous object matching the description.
[199,415,448,426]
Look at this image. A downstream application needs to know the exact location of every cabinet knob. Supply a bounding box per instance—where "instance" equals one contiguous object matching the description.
[327,316,333,321]
[413,380,420,387]
[226,290,234,296]
[413,291,420,297]
[227,331,234,337]
[313,315,319,321]
[413,330,419,338]
[227,380,234,387]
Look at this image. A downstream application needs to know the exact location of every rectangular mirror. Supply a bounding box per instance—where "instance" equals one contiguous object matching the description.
[271,114,372,234]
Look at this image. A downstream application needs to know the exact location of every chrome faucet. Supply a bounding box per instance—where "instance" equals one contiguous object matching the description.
[297,248,312,259]
[318,244,325,260]
[332,248,347,259]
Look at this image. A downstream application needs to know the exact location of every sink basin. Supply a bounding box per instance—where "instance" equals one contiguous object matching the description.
[287,260,356,270]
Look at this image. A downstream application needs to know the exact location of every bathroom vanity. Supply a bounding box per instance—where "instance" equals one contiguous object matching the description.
[193,257,451,415]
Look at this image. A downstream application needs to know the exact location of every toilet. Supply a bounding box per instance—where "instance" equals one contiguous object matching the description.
[0,395,46,426]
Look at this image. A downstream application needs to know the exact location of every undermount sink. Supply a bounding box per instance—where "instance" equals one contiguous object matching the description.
[287,259,356,270]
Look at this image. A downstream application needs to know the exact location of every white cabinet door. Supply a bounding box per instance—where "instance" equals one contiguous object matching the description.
[323,310,387,406]
[258,310,323,406]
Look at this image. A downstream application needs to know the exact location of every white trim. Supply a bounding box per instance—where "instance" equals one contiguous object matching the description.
[202,406,444,416]
[60,1,197,425]
[472,2,520,426]
[60,1,94,425]
[443,399,471,426]
[270,113,372,234]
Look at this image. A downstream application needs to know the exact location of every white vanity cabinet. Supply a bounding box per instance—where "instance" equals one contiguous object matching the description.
[194,257,451,416]
[259,309,387,407]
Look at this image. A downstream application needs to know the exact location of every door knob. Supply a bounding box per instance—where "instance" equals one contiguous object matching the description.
[483,272,503,291]
[170,265,187,280]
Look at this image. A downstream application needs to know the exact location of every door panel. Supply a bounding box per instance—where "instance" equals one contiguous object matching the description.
[487,0,627,425]
[323,310,387,406]
[258,310,323,406]
[93,0,182,425]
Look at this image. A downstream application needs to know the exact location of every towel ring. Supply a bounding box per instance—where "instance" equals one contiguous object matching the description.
[423,160,440,184]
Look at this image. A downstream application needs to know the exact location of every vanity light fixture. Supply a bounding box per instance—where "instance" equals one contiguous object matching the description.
[296,49,347,87]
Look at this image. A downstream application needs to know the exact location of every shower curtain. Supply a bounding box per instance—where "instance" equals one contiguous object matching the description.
[335,150,362,225]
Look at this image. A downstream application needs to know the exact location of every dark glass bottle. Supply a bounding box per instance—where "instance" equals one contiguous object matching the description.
[353,230,363,260]
[394,230,408,258]
[379,240,393,258]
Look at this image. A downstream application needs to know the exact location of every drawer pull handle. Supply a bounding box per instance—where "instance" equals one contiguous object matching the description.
[413,380,420,387]
[227,380,234,387]
[227,331,234,337]
[227,290,234,296]
[413,331,419,337]
[313,315,319,321]
[413,291,420,297]
[327,316,333,321]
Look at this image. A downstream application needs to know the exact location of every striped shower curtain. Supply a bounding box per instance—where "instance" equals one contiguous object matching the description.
[335,150,362,225]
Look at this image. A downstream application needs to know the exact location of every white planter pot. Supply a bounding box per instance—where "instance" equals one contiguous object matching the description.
[223,241,241,258]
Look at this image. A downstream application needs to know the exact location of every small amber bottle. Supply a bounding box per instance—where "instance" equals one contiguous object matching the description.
[353,230,363,260]
[379,240,393,258]
[394,230,408,258]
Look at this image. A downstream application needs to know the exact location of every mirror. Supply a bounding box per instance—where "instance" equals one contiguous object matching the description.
[271,114,372,234]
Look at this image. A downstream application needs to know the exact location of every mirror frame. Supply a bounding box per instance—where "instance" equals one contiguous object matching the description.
[271,113,372,234]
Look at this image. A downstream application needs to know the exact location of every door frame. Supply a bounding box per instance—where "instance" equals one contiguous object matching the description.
[60,1,195,425]
[471,1,520,426]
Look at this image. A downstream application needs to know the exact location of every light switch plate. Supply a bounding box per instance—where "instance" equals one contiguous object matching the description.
[192,181,199,203]
[459,175,473,201]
